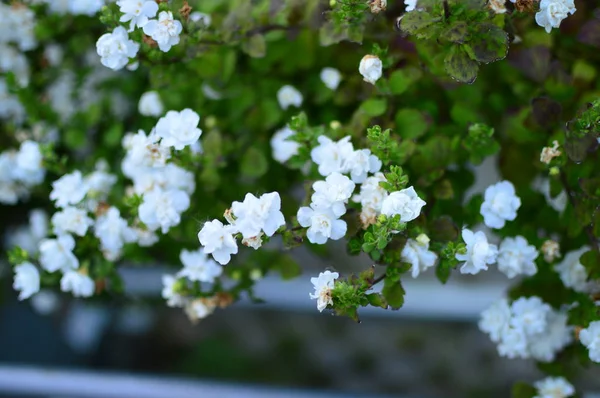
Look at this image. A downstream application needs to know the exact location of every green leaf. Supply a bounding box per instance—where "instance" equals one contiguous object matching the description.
[579,178,600,198]
[240,146,268,178]
[470,23,508,64]
[395,108,428,139]
[382,278,405,310]
[366,293,388,309]
[511,382,536,398]
[103,123,124,147]
[444,45,478,84]
[400,11,438,38]
[580,250,600,280]
[429,216,459,242]
[275,254,302,280]
[241,34,266,58]
[388,68,421,95]
[360,98,388,117]
[443,21,469,44]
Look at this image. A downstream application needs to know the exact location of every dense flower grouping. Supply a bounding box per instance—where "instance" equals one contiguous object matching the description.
[1,0,599,395]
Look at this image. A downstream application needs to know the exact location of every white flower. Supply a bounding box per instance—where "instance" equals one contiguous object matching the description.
[541,239,560,263]
[405,0,418,12]
[132,226,159,247]
[369,0,387,14]
[359,55,383,85]
[198,220,239,265]
[510,296,551,336]
[50,171,89,208]
[121,130,171,177]
[310,135,354,177]
[51,206,93,237]
[5,209,48,255]
[535,0,576,34]
[242,233,264,249]
[320,67,342,90]
[0,78,25,123]
[579,321,600,363]
[68,0,104,16]
[488,0,506,14]
[138,188,190,233]
[529,311,573,362]
[401,236,437,278]
[13,140,45,186]
[96,26,139,71]
[309,270,339,312]
[230,192,286,239]
[554,246,596,293]
[497,236,538,278]
[311,172,356,217]
[161,274,185,307]
[46,71,75,122]
[178,248,222,283]
[480,180,521,229]
[535,178,568,213]
[13,262,40,300]
[533,376,575,398]
[456,229,498,275]
[352,172,388,228]
[154,109,202,150]
[184,298,216,322]
[497,327,529,359]
[189,12,211,26]
[540,140,561,164]
[138,91,163,117]
[60,270,95,298]
[117,0,158,31]
[479,298,511,343]
[276,85,303,110]
[297,204,347,244]
[142,11,183,52]
[270,126,300,163]
[94,207,137,260]
[44,44,64,66]
[39,234,79,273]
[344,149,382,183]
[381,186,426,222]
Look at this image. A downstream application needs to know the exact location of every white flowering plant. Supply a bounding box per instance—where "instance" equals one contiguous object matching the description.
[1,0,600,396]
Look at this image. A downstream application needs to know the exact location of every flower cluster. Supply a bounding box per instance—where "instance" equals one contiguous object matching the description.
[122,107,202,235]
[44,0,105,16]
[579,321,600,363]
[96,2,185,70]
[0,2,40,121]
[554,246,600,293]
[0,141,46,205]
[161,248,225,322]
[198,191,286,265]
[479,296,573,361]
[533,377,575,398]
[297,172,354,244]
[554,247,599,293]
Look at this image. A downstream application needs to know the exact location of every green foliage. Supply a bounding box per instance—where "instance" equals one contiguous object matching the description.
[463,123,500,165]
